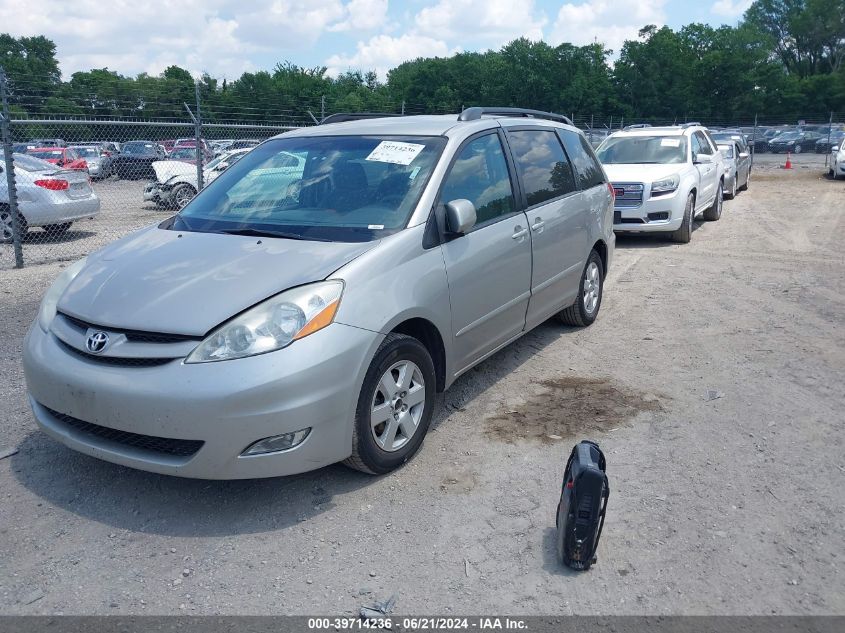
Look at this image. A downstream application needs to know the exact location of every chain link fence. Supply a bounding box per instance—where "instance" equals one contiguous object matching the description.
[2,67,841,269]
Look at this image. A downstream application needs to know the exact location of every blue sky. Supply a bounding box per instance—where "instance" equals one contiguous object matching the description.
[2,0,754,80]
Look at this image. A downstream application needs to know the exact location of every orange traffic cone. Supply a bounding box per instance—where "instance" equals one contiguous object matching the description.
[784,152,792,169]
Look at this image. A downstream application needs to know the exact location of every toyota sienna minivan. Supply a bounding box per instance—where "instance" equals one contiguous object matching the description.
[23,108,615,478]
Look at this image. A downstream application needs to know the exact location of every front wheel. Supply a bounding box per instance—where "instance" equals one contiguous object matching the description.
[794,145,803,154]
[671,193,695,243]
[558,250,604,327]
[703,184,723,221]
[171,183,197,209]
[725,174,737,199]
[344,333,436,475]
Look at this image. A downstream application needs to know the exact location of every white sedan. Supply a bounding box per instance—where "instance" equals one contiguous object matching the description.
[1,152,100,243]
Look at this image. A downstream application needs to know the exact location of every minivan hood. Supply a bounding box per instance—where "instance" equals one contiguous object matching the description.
[602,163,687,183]
[58,227,377,335]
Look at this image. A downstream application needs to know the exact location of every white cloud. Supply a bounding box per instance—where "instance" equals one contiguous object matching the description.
[328,0,389,32]
[550,0,668,54]
[711,0,754,18]
[0,0,388,79]
[325,34,459,79]
[415,0,546,45]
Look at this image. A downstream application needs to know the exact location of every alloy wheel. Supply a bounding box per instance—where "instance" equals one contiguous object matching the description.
[175,187,195,209]
[583,261,601,315]
[0,210,12,242]
[370,360,426,452]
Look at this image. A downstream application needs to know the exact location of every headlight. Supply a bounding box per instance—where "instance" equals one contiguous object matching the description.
[651,175,680,195]
[37,257,87,332]
[186,281,344,363]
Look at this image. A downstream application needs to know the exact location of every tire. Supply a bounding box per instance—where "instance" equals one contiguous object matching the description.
[794,145,802,154]
[671,192,695,243]
[739,169,750,191]
[44,222,72,237]
[171,183,197,210]
[0,206,28,244]
[558,250,604,327]
[344,332,436,475]
[703,183,723,221]
[725,174,737,199]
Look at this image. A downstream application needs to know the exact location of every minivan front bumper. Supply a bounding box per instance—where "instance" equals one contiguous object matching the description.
[23,321,381,479]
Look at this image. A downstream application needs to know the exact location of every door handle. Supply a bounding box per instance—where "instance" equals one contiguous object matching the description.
[512,226,528,240]
[531,218,545,233]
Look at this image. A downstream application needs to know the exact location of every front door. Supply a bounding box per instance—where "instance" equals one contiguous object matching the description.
[438,132,532,375]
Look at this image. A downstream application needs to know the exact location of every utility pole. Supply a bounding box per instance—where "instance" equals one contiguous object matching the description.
[321,95,326,121]
[0,67,24,268]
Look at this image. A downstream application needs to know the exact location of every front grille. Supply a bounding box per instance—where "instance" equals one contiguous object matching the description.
[59,312,200,344]
[44,406,204,458]
[612,183,644,208]
[58,339,175,367]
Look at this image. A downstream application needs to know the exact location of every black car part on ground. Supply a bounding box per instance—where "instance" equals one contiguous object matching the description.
[555,440,609,571]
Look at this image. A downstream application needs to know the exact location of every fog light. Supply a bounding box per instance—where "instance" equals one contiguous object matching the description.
[241,428,311,456]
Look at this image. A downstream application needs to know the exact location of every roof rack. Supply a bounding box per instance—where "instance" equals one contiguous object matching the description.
[320,112,402,125]
[680,122,702,128]
[458,107,573,126]
[623,123,652,130]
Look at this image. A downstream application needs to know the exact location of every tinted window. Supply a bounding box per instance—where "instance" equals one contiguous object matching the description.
[440,134,514,226]
[508,130,576,206]
[560,130,605,189]
[694,132,713,155]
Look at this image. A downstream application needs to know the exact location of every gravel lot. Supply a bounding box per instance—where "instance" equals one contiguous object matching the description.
[0,152,843,616]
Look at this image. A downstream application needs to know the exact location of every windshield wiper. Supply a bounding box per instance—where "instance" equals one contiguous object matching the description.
[217,227,331,242]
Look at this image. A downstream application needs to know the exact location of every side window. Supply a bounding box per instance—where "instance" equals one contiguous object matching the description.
[694,132,713,155]
[559,130,606,190]
[440,134,514,226]
[507,130,577,206]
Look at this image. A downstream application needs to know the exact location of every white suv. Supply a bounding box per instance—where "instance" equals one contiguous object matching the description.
[596,125,726,243]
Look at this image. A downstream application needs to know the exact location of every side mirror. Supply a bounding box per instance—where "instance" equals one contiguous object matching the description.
[445,199,477,235]
[739,152,749,158]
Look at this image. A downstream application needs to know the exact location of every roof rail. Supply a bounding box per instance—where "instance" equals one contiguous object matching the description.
[458,107,573,126]
[623,123,652,130]
[680,122,702,128]
[320,112,402,125]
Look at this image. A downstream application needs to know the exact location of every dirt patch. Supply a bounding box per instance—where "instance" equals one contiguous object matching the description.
[484,376,664,444]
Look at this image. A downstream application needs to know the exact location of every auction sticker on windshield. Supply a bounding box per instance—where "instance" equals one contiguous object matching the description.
[366,141,425,165]
[661,138,681,147]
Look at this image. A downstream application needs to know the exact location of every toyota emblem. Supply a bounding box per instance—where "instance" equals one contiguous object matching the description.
[86,330,110,354]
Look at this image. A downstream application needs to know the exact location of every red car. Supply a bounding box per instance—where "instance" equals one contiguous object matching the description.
[27,147,89,171]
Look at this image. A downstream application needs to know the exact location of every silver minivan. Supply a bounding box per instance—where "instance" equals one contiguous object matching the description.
[23,108,615,479]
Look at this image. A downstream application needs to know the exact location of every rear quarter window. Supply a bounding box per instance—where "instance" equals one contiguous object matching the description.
[559,130,606,190]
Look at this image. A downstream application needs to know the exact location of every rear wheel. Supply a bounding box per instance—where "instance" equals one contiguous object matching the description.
[0,206,27,244]
[43,222,72,237]
[794,144,803,154]
[558,250,604,327]
[703,184,723,221]
[671,193,695,243]
[344,333,436,475]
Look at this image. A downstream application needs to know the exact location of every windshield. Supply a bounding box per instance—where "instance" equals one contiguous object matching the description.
[171,135,446,242]
[169,148,197,159]
[1,152,58,172]
[596,135,688,164]
[205,151,245,171]
[28,149,64,160]
[775,132,800,141]
[717,145,734,158]
[72,147,99,158]
[123,142,157,155]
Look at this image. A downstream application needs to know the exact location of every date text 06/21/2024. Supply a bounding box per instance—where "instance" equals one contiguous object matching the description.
[307,617,529,630]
